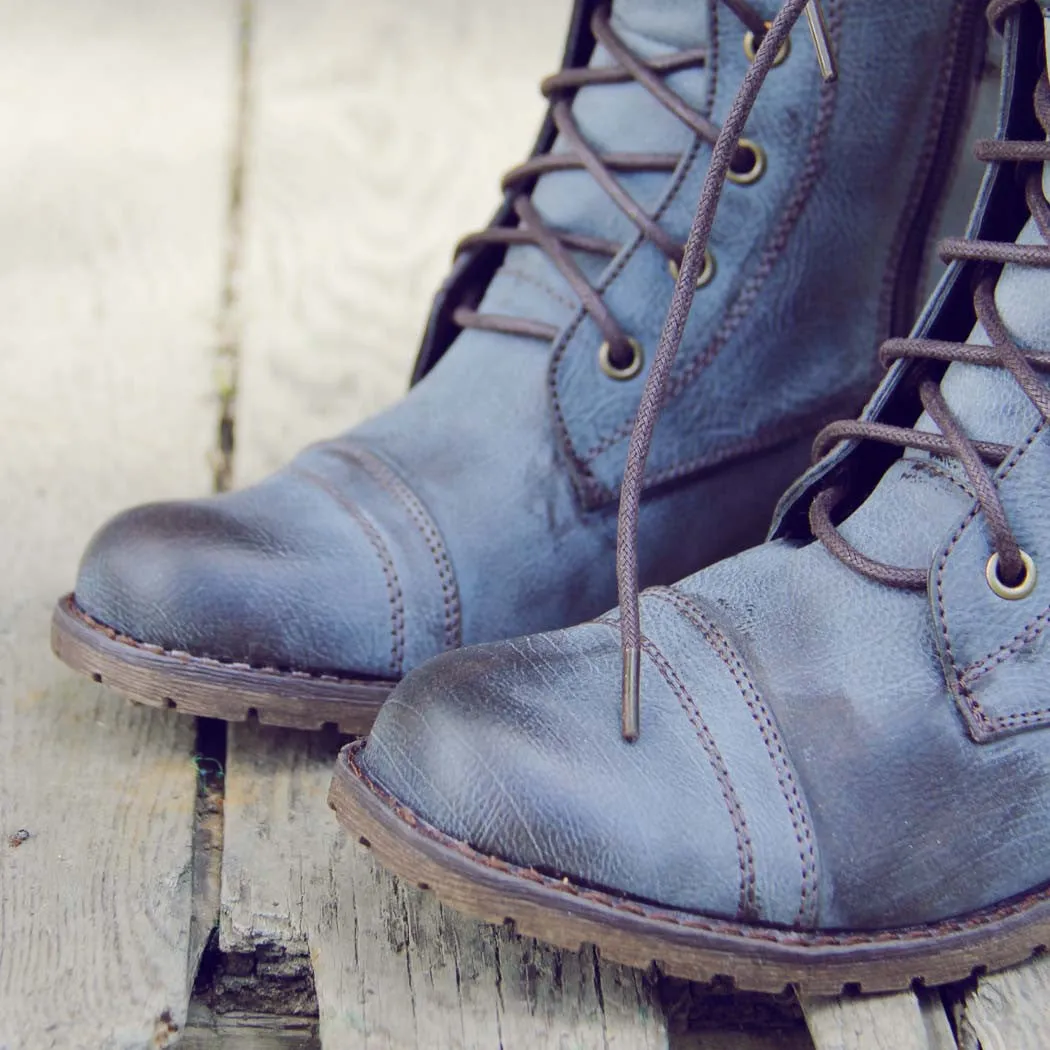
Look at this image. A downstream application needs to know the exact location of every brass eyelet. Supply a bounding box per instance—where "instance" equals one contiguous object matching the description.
[668,249,716,290]
[727,139,767,186]
[743,23,791,67]
[985,550,1037,601]
[599,337,644,381]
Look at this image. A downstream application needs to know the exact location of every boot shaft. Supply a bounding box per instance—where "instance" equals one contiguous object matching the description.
[415,0,988,507]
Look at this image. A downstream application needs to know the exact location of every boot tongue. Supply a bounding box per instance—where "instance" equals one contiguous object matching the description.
[839,16,1050,568]
[463,0,714,337]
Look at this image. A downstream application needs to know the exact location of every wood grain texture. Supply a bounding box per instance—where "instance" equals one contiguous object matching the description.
[801,992,957,1050]
[0,2,238,1047]
[959,955,1050,1050]
[221,726,668,1049]
[234,0,568,483]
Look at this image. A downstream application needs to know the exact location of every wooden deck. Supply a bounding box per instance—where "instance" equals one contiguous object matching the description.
[0,3,1043,1048]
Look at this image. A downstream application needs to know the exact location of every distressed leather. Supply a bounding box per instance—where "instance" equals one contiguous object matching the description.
[77,0,981,683]
[359,9,1050,931]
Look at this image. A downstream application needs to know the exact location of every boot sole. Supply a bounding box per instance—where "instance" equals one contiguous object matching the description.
[329,740,1050,995]
[51,594,391,733]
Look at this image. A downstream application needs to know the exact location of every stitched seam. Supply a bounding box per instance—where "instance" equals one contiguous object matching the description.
[331,446,463,652]
[67,600,391,685]
[614,386,864,495]
[581,2,843,465]
[499,266,579,312]
[346,741,1050,945]
[293,466,405,677]
[649,588,819,927]
[935,421,1049,734]
[962,606,1050,686]
[638,633,758,920]
[544,0,722,506]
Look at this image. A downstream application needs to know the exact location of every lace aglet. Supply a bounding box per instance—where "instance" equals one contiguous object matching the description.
[621,646,641,742]
[805,1,837,83]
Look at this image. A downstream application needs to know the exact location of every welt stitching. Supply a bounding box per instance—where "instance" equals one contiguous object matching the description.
[347,742,1050,945]
[638,633,758,920]
[333,446,463,652]
[934,421,1049,733]
[69,600,390,684]
[545,0,721,506]
[582,1,843,465]
[649,587,819,927]
[962,605,1050,686]
[593,384,865,500]
[292,466,405,676]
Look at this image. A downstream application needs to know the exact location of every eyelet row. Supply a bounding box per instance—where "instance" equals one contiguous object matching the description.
[597,33,778,383]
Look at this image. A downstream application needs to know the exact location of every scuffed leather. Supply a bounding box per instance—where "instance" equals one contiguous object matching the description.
[359,11,1050,931]
[76,0,980,682]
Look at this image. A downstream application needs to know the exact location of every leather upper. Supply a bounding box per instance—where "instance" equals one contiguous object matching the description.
[359,7,1050,932]
[75,0,981,681]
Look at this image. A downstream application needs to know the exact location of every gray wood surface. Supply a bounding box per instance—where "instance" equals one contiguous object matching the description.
[801,992,957,1050]
[0,2,238,1046]
[959,953,1050,1050]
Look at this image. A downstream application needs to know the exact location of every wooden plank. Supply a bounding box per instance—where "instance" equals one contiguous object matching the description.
[0,2,239,1046]
[182,1005,320,1050]
[959,956,1050,1050]
[801,991,956,1050]
[234,0,570,483]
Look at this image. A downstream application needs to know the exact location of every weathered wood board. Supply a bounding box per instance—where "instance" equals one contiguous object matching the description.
[0,1,238,1046]
[959,953,1050,1050]
[802,992,956,1050]
[233,0,572,483]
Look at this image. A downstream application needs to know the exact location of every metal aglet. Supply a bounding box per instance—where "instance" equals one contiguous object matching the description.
[621,646,641,742]
[805,1,837,83]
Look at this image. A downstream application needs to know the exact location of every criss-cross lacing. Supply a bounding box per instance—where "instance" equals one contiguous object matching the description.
[453,0,831,373]
[810,0,1050,596]
[614,0,835,740]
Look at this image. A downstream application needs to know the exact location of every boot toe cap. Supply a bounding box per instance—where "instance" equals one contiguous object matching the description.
[357,621,790,923]
[72,469,417,678]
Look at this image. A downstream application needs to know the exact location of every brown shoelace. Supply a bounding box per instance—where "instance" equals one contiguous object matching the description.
[453,0,830,372]
[615,0,835,740]
[809,0,1050,595]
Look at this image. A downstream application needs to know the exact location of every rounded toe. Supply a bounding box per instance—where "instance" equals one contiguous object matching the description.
[357,624,754,921]
[74,498,271,661]
[71,469,410,677]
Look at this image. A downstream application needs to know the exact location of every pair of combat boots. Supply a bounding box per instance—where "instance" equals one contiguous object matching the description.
[53,0,1050,991]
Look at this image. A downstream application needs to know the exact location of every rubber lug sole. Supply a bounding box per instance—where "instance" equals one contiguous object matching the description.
[329,740,1050,995]
[51,594,391,733]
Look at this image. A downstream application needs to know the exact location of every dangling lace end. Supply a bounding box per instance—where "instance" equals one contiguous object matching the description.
[805,1,837,83]
[621,646,641,742]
